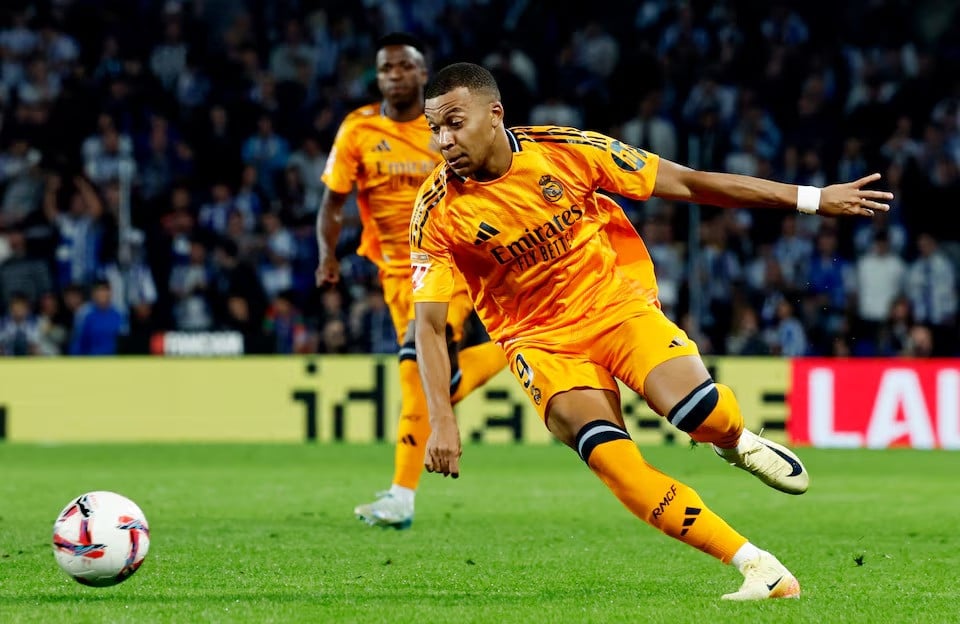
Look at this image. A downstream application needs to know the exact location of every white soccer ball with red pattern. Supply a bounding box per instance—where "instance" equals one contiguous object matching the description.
[52,491,150,587]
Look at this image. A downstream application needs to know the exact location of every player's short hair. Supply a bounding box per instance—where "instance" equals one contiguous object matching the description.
[375,32,426,55]
[425,62,501,101]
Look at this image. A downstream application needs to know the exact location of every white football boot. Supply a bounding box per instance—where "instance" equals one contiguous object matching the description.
[714,429,809,495]
[722,551,801,601]
[354,492,414,529]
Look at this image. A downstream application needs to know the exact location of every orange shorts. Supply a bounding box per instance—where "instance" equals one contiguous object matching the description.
[381,268,475,344]
[501,300,700,422]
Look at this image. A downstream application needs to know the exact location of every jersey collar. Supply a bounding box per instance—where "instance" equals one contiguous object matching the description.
[449,129,523,182]
[506,128,521,152]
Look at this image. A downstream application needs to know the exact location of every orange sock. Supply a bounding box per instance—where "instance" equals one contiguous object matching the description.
[690,383,744,448]
[577,421,747,563]
[668,381,744,448]
[450,341,506,404]
[392,360,431,490]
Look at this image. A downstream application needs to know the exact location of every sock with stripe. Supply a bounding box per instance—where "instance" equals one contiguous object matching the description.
[576,420,748,563]
[667,381,744,449]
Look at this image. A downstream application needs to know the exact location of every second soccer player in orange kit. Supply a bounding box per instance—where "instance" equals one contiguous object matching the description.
[316,37,504,529]
[410,63,893,600]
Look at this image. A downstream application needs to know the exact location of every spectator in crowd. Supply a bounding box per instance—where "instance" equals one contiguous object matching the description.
[233,163,266,232]
[854,210,908,257]
[350,284,396,354]
[854,229,907,350]
[805,223,855,352]
[640,213,684,318]
[47,174,118,290]
[0,228,52,308]
[318,316,350,354]
[901,323,935,358]
[263,289,311,354]
[0,134,43,229]
[241,112,290,199]
[875,295,915,357]
[193,103,243,184]
[258,209,296,301]
[695,214,743,353]
[102,240,159,353]
[726,305,770,356]
[285,132,328,217]
[36,290,70,355]
[211,237,267,331]
[771,213,814,291]
[135,113,193,204]
[268,19,317,84]
[149,12,189,92]
[765,298,808,356]
[69,279,126,355]
[169,237,214,331]
[905,232,957,354]
[0,291,41,355]
[527,87,583,129]
[83,117,134,187]
[198,181,236,237]
[621,90,678,162]
[60,283,86,331]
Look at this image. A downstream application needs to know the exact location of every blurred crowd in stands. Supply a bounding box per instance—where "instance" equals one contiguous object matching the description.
[0,0,958,357]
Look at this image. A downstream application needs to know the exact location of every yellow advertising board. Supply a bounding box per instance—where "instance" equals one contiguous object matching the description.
[0,356,788,443]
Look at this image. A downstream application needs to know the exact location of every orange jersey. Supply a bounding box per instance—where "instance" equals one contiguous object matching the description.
[322,102,441,272]
[410,126,661,344]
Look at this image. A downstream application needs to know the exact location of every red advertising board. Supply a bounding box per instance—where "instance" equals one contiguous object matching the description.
[790,358,960,449]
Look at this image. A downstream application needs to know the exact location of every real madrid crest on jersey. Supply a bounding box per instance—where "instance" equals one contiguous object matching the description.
[539,175,563,202]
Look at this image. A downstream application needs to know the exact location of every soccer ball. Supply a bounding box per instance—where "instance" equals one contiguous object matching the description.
[51,491,150,587]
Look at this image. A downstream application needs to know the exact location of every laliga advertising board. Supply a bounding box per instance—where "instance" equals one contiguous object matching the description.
[789,358,960,449]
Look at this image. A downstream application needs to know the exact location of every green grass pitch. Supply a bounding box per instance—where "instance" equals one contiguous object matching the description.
[0,442,956,623]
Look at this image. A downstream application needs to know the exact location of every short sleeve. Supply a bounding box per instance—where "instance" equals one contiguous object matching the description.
[320,123,358,194]
[587,131,661,201]
[410,177,456,303]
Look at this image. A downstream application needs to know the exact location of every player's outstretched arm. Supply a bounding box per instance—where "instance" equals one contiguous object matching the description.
[315,187,349,286]
[652,159,893,218]
[415,300,462,478]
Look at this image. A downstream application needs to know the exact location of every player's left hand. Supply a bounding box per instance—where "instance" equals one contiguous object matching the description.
[819,173,893,217]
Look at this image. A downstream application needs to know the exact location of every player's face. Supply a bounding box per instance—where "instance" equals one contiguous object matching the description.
[425,86,503,178]
[376,45,427,109]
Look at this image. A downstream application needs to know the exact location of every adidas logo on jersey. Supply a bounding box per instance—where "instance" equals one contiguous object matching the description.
[372,140,391,152]
[473,222,501,245]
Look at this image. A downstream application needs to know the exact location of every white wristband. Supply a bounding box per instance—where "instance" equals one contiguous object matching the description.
[796,185,821,214]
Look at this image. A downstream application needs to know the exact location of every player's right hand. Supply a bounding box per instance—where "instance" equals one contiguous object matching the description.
[425,419,462,478]
[315,256,340,286]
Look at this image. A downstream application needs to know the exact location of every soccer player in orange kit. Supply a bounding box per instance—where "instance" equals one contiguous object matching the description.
[316,37,504,529]
[410,62,892,600]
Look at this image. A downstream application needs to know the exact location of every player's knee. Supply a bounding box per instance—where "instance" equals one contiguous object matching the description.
[574,420,631,464]
[667,380,719,433]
